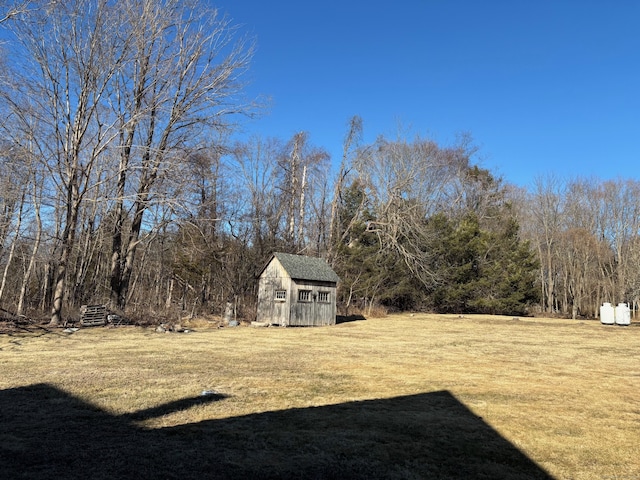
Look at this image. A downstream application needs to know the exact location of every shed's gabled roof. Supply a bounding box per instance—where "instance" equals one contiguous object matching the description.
[269,252,340,283]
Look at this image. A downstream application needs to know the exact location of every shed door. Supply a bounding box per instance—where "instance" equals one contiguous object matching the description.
[291,289,332,326]
[291,289,314,326]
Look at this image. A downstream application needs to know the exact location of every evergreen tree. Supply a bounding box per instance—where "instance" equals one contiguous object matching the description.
[429,213,539,315]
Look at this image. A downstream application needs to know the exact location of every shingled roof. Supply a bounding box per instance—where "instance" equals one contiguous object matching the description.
[271,252,340,283]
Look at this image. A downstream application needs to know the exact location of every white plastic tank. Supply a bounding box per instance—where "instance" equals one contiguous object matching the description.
[600,303,615,324]
[615,302,631,326]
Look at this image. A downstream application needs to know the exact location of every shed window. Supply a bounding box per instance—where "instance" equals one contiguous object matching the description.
[298,289,312,302]
[274,290,287,301]
[318,291,330,303]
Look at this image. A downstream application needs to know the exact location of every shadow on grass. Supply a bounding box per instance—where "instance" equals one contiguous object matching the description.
[336,314,366,324]
[0,384,553,479]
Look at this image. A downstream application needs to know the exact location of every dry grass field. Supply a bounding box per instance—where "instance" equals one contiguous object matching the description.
[1,313,639,479]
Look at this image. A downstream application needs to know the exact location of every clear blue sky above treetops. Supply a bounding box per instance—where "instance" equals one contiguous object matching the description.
[214,0,640,187]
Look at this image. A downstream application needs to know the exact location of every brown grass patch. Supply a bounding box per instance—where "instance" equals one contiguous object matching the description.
[1,314,638,479]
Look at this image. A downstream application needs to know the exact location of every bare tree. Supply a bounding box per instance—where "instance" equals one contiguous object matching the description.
[0,0,33,24]
[0,146,24,261]
[599,180,640,304]
[0,190,25,302]
[17,161,43,316]
[520,176,640,319]
[328,115,362,265]
[356,134,471,288]
[285,133,302,246]
[529,175,566,313]
[556,228,599,318]
[4,0,125,325]
[231,136,288,258]
[108,0,254,310]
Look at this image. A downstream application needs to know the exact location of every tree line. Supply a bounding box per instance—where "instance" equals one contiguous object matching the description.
[0,1,635,324]
[524,176,640,319]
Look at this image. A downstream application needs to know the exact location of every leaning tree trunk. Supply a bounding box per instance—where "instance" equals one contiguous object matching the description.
[111,184,150,310]
[17,188,41,316]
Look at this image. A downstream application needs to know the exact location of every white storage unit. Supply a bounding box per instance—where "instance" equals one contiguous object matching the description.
[600,302,615,324]
[615,303,631,326]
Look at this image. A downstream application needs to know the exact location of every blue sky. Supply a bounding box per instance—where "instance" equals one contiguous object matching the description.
[215,1,640,187]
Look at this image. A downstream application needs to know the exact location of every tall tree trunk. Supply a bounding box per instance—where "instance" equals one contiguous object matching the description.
[112,193,146,309]
[17,186,41,316]
[287,136,300,245]
[328,116,361,265]
[109,155,129,309]
[298,164,307,248]
[50,206,79,326]
[0,192,24,302]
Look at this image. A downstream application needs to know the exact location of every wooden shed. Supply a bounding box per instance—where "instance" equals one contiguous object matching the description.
[256,252,340,326]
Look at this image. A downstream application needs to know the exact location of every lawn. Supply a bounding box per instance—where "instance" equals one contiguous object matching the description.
[1,314,638,479]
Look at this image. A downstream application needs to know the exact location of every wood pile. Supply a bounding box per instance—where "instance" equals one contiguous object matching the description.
[80,305,107,326]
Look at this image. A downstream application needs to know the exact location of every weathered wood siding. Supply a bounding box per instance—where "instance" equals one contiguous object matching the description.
[256,259,292,325]
[289,280,337,326]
